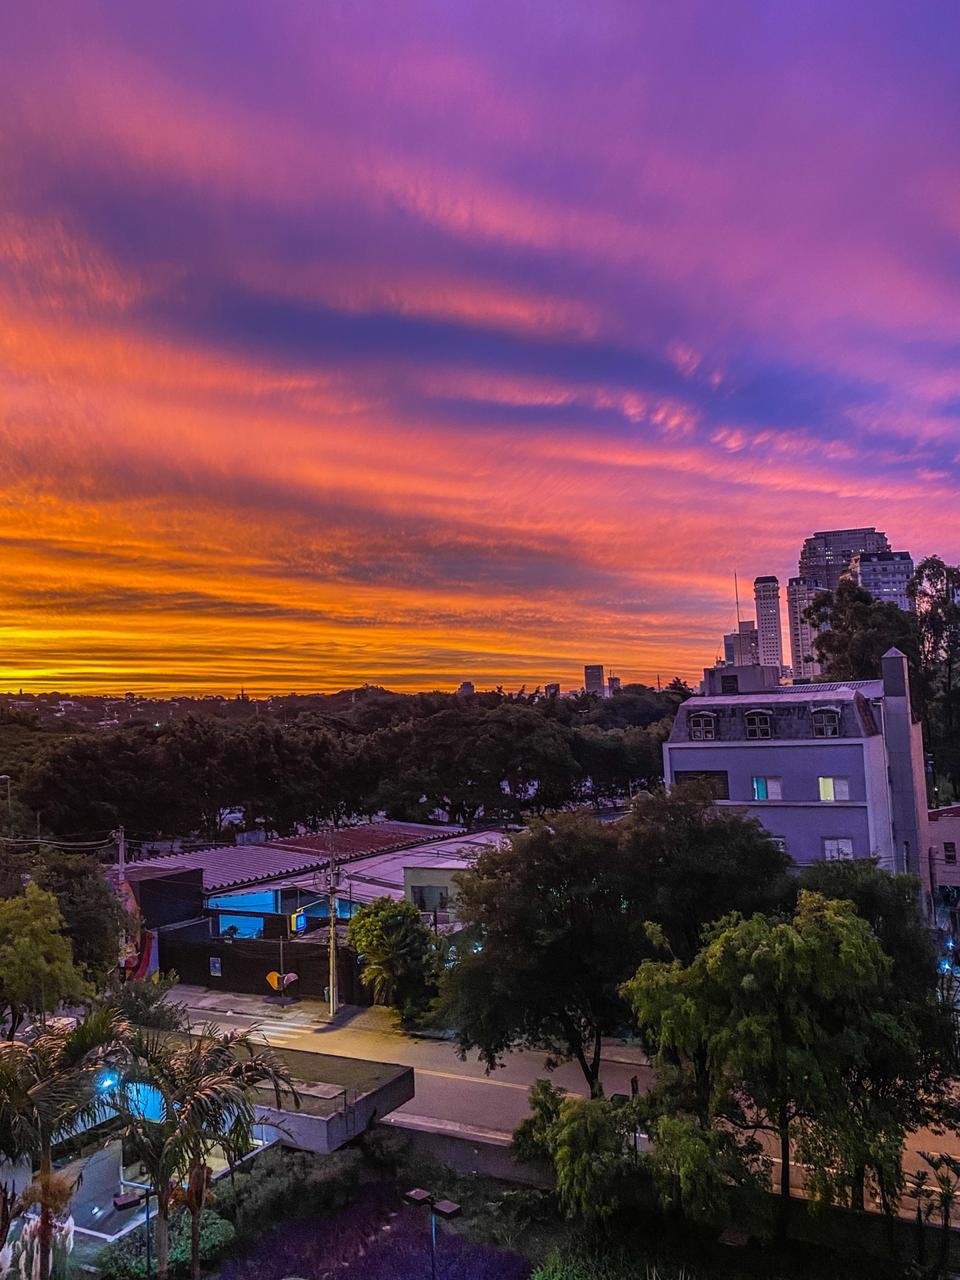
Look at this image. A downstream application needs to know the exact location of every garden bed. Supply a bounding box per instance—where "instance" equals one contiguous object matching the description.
[218,1183,530,1280]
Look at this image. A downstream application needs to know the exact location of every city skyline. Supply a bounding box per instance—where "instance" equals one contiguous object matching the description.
[3,4,960,695]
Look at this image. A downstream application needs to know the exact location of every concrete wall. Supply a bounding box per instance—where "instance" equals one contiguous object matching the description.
[255,1068,414,1155]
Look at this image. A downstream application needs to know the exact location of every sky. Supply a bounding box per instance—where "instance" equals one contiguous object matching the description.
[2,1,960,695]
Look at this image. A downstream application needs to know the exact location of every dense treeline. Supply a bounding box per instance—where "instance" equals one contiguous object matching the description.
[7,682,689,839]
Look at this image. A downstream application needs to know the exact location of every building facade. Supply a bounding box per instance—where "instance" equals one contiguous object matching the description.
[723,620,758,666]
[787,576,820,679]
[847,551,915,612]
[584,664,605,696]
[663,649,930,896]
[799,527,891,592]
[753,575,784,671]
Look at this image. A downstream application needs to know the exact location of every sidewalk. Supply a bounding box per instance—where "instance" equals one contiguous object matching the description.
[167,984,650,1065]
[169,983,398,1032]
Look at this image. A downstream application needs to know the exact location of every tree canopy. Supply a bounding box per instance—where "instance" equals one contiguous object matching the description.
[0,884,88,1036]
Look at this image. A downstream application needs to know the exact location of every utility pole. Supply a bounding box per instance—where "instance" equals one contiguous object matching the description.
[327,855,342,1017]
[116,825,126,879]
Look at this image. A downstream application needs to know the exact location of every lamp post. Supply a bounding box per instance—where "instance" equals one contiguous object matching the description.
[113,1187,152,1278]
[325,855,342,1017]
[404,1187,461,1280]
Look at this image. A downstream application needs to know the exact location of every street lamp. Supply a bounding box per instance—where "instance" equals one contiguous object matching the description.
[113,1188,153,1279]
[404,1187,461,1280]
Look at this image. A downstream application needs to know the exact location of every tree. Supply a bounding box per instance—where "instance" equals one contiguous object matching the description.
[116,1024,298,1280]
[794,860,956,1215]
[805,578,919,681]
[0,884,88,1037]
[109,971,187,1030]
[551,1098,632,1230]
[440,814,645,1096]
[35,851,128,986]
[623,891,891,1234]
[648,1113,766,1228]
[0,1007,128,1278]
[910,556,960,796]
[620,785,793,964]
[512,1079,567,1167]
[347,898,436,1017]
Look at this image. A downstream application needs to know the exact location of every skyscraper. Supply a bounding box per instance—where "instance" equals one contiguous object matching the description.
[584,664,605,696]
[787,577,820,679]
[799,528,891,592]
[753,576,783,671]
[847,551,915,612]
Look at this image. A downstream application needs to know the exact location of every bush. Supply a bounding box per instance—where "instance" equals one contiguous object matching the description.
[214,1145,362,1242]
[533,1255,694,1280]
[98,1209,234,1279]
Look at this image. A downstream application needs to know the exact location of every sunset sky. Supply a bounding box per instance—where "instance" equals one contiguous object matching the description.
[3,2,960,694]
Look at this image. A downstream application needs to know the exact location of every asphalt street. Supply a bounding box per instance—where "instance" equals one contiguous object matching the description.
[173,989,652,1139]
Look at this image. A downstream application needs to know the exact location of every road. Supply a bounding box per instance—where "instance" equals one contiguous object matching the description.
[176,993,652,1139]
[175,989,960,1212]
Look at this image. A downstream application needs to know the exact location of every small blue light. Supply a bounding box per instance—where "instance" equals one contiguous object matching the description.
[948,937,955,951]
[939,959,952,975]
[96,1071,119,1093]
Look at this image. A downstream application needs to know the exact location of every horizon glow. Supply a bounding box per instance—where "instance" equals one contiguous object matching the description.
[2,3,960,694]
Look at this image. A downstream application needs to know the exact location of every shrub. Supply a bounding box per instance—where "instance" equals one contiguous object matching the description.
[98,1209,234,1279]
[214,1145,362,1241]
[512,1080,567,1166]
[533,1253,695,1280]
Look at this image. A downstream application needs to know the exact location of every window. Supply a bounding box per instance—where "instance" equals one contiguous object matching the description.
[745,712,772,740]
[673,770,730,800]
[812,708,840,738]
[823,838,855,861]
[688,714,716,741]
[818,776,850,802]
[752,776,783,801]
[946,841,957,866]
[720,674,739,694]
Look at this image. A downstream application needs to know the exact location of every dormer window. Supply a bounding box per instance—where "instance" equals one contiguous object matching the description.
[812,708,840,738]
[688,713,716,741]
[745,711,772,740]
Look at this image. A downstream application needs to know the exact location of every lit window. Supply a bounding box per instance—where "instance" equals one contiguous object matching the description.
[745,712,772,740]
[823,838,854,861]
[812,709,840,738]
[818,777,850,802]
[946,842,957,866]
[752,776,783,801]
[688,714,716,741]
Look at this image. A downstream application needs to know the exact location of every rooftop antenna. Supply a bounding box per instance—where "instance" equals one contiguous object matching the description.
[734,573,741,627]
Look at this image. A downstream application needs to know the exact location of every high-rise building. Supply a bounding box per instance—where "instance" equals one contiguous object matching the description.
[847,551,915,612]
[584,664,605,696]
[799,528,891,592]
[723,621,758,667]
[456,681,475,696]
[543,682,561,698]
[787,577,820,679]
[607,675,622,696]
[753,576,783,671]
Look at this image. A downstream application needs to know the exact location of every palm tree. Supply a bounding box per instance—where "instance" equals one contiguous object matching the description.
[0,1006,128,1279]
[921,1151,960,1273]
[117,1024,298,1280]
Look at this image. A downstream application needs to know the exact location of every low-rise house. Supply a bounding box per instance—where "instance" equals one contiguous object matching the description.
[664,648,930,895]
